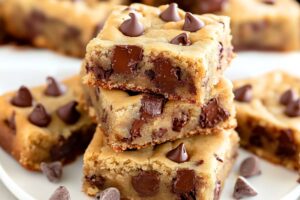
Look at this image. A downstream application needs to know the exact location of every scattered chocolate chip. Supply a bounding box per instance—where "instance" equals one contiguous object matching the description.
[233,84,253,102]
[170,33,191,46]
[276,129,297,157]
[172,112,189,132]
[86,175,105,189]
[279,89,297,105]
[152,128,167,140]
[213,181,221,200]
[40,161,63,183]
[57,101,81,125]
[28,104,51,127]
[172,169,197,198]
[112,45,143,74]
[214,154,223,163]
[159,3,181,22]
[195,160,204,166]
[11,86,33,107]
[233,177,257,199]
[262,0,275,4]
[95,187,120,200]
[166,143,189,163]
[239,157,261,178]
[119,13,144,37]
[141,94,165,118]
[199,98,229,128]
[49,186,70,200]
[5,112,16,131]
[131,171,160,197]
[183,12,204,32]
[284,99,300,117]
[144,70,155,80]
[44,77,65,97]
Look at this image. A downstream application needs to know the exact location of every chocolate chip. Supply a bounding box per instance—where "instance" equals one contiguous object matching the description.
[234,84,253,102]
[280,89,297,105]
[152,128,167,140]
[95,187,120,200]
[119,13,144,37]
[170,33,191,46]
[159,3,181,22]
[130,119,144,139]
[49,186,70,200]
[195,160,204,166]
[5,112,16,131]
[89,66,113,80]
[63,26,81,40]
[86,175,105,189]
[239,157,261,178]
[214,154,223,163]
[172,169,197,199]
[199,98,229,128]
[57,101,81,125]
[112,45,143,74]
[44,77,65,97]
[144,70,155,80]
[249,126,265,147]
[284,99,300,117]
[262,0,275,4]
[183,12,205,32]
[172,112,189,132]
[276,130,297,157]
[233,177,257,199]
[141,94,165,118]
[40,161,63,183]
[131,171,160,197]
[24,10,46,38]
[197,0,227,13]
[28,104,51,127]
[93,22,104,37]
[11,86,33,107]
[166,143,189,163]
[213,181,221,200]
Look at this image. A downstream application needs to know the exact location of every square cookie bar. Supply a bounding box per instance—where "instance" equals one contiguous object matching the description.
[83,69,236,152]
[83,127,239,200]
[1,0,118,57]
[84,3,234,104]
[0,76,95,170]
[234,71,300,170]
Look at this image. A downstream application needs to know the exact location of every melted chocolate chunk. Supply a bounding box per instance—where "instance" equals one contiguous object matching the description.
[40,161,63,183]
[166,143,189,163]
[45,77,65,97]
[144,70,155,80]
[88,65,113,80]
[5,112,16,131]
[152,128,168,140]
[11,86,33,107]
[86,175,105,189]
[49,186,70,200]
[233,177,258,199]
[131,171,160,197]
[233,84,253,102]
[172,112,189,132]
[28,104,51,127]
[279,89,297,105]
[170,33,191,46]
[183,13,205,32]
[284,99,300,117]
[57,101,81,125]
[213,181,221,200]
[160,3,181,22]
[239,157,261,178]
[95,187,121,200]
[172,169,197,199]
[276,130,297,157]
[130,119,144,140]
[199,98,229,128]
[112,45,143,74]
[119,13,144,37]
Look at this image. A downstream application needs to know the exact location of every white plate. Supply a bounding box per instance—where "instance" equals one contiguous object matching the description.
[0,45,300,200]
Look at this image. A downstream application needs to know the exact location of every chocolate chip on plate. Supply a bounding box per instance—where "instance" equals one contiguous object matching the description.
[239,156,261,178]
[119,13,144,37]
[40,161,63,183]
[160,3,181,22]
[170,33,191,46]
[28,103,51,127]
[166,143,189,163]
[49,186,70,200]
[233,176,258,199]
[279,89,297,105]
[57,101,81,125]
[131,171,160,197]
[11,86,33,107]
[284,99,300,117]
[183,12,205,32]
[233,84,253,102]
[45,76,65,97]
[95,187,121,200]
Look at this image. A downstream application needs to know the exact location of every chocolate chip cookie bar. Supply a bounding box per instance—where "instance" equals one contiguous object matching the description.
[83,127,239,199]
[234,71,300,170]
[2,0,117,57]
[83,71,236,152]
[84,3,234,104]
[0,76,95,170]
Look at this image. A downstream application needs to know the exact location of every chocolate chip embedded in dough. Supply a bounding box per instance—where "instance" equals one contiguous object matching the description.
[172,112,189,132]
[279,89,297,105]
[262,0,276,5]
[86,175,105,189]
[131,171,160,197]
[28,104,51,127]
[172,169,197,198]
[119,13,144,37]
[11,86,33,107]
[170,33,191,46]
[285,99,300,117]
[45,76,65,97]
[57,101,81,125]
[233,84,253,102]
[166,143,189,163]
[183,12,205,32]
[160,3,181,22]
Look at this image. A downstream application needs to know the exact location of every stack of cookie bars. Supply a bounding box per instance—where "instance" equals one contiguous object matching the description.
[81,3,239,199]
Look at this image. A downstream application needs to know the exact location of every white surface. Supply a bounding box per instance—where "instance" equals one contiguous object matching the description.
[0,45,300,200]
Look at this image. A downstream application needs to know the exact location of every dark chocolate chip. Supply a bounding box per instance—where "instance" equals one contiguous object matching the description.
[249,126,265,147]
[284,99,300,117]
[172,112,189,132]
[183,12,205,32]
[93,22,104,37]
[131,171,160,197]
[112,45,143,74]
[233,84,253,102]
[40,161,63,183]
[141,94,165,118]
[86,175,105,189]
[5,112,16,131]
[28,104,51,127]
[49,186,70,200]
[11,86,33,107]
[63,26,81,40]
[276,130,297,157]
[144,70,155,80]
[233,177,258,199]
[130,119,144,140]
[159,3,181,22]
[166,143,189,163]
[119,13,144,37]
[24,10,46,38]
[214,154,223,162]
[213,181,221,200]
[95,187,120,200]
[280,89,297,105]
[199,98,229,128]
[90,66,113,80]
[57,101,81,125]
[44,77,65,97]
[195,160,204,166]
[239,156,261,178]
[172,169,197,198]
[170,33,191,46]
[197,0,227,13]
[152,128,168,140]
[262,0,276,4]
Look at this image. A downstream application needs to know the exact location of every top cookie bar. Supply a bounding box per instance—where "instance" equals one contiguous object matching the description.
[84,3,234,104]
